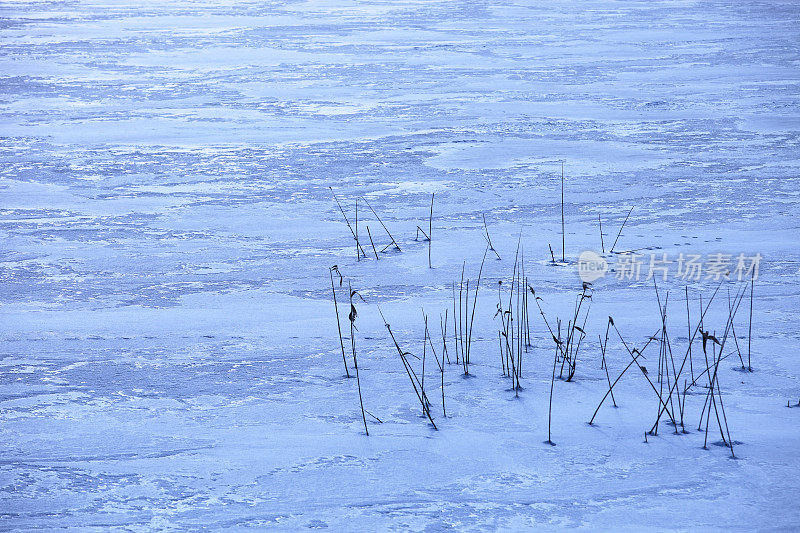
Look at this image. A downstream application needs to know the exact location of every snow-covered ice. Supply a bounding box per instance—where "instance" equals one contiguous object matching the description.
[1,0,799,530]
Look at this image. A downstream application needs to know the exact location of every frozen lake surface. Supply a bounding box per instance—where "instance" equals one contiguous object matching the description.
[2,0,799,530]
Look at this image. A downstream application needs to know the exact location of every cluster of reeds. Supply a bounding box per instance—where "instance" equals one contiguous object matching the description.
[329,264,758,453]
[379,307,437,429]
[328,265,385,435]
[696,286,746,456]
[587,277,757,458]
[362,197,402,253]
[652,280,683,433]
[329,283,448,433]
[330,188,402,262]
[451,249,488,375]
[494,241,531,396]
[330,189,367,261]
[589,318,661,425]
[326,189,765,456]
[561,285,592,381]
[529,282,592,444]
[530,282,592,383]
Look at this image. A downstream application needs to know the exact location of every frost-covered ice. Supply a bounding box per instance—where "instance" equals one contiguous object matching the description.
[1,0,800,530]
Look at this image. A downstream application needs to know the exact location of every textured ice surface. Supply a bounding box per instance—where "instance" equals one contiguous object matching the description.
[1,0,799,530]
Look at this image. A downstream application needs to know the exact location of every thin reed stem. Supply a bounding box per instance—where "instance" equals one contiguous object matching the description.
[329,266,350,378]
